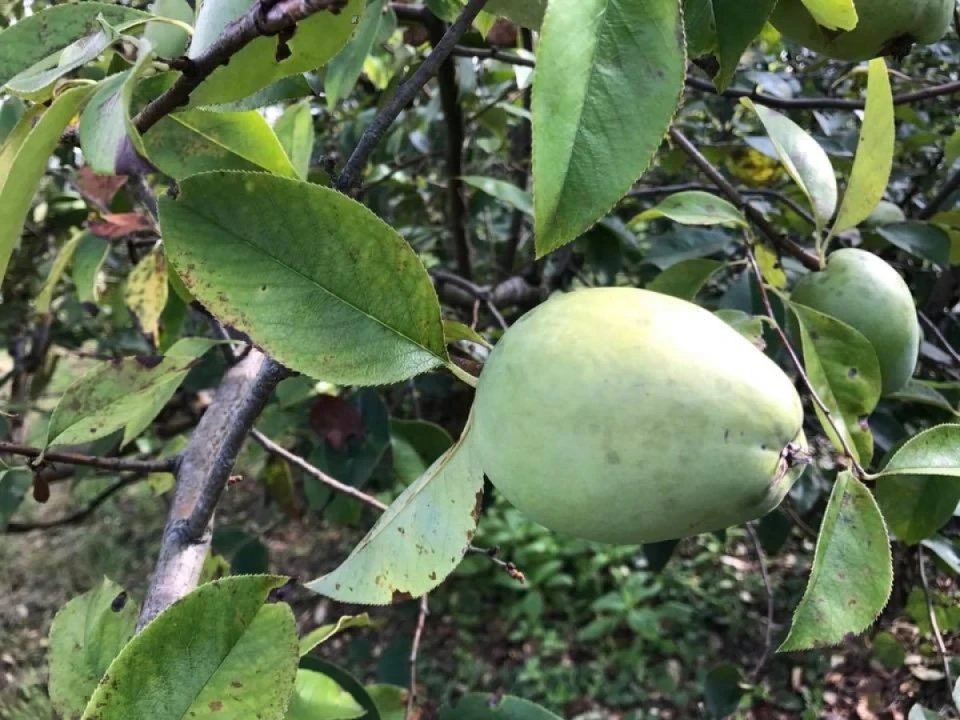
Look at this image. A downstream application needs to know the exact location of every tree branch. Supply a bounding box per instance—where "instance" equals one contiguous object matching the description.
[0,441,176,474]
[137,350,288,629]
[426,16,472,280]
[133,0,350,134]
[5,474,146,533]
[334,0,491,193]
[406,594,429,720]
[451,44,535,67]
[668,128,821,271]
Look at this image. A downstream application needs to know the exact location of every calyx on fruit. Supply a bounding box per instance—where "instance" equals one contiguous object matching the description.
[470,287,808,545]
[790,248,920,395]
[771,0,954,61]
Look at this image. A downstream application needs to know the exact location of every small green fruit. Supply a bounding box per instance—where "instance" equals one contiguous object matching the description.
[771,0,953,61]
[791,248,920,395]
[471,287,807,545]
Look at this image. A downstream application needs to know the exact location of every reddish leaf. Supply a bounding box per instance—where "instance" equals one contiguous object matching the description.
[88,212,153,238]
[309,394,364,450]
[75,166,127,207]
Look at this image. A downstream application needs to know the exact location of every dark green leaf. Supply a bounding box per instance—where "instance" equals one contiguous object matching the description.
[704,662,744,718]
[876,221,951,267]
[161,172,448,385]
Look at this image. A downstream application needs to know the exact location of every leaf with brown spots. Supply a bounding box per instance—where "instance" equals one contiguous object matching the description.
[79,575,298,720]
[75,165,127,207]
[306,413,484,605]
[779,471,892,651]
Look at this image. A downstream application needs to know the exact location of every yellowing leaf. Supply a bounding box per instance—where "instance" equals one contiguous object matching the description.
[799,0,858,30]
[755,243,786,288]
[831,58,894,236]
[125,244,169,341]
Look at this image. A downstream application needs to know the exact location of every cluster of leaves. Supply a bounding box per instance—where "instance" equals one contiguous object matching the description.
[0,0,959,717]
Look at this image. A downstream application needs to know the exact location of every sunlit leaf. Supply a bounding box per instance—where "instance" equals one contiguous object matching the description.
[632,191,747,227]
[325,0,386,109]
[462,176,532,215]
[799,0,858,29]
[299,614,372,657]
[779,471,892,651]
[533,0,684,255]
[274,101,316,180]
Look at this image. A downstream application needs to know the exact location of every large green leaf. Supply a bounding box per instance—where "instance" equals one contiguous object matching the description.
[439,693,562,719]
[160,171,448,385]
[0,3,148,88]
[0,86,93,284]
[80,575,298,720]
[325,0,386,109]
[285,670,366,720]
[187,0,363,107]
[680,0,778,90]
[874,424,960,544]
[0,468,32,531]
[48,578,139,720]
[632,190,747,227]
[274,101,316,180]
[779,471,892,651]
[532,0,685,255]
[306,420,483,604]
[143,109,299,180]
[831,58,894,236]
[789,303,882,464]
[45,337,218,448]
[741,99,837,230]
[78,42,156,174]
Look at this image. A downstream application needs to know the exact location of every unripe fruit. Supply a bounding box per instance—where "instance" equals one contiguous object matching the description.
[790,248,920,395]
[771,0,953,61]
[471,288,808,545]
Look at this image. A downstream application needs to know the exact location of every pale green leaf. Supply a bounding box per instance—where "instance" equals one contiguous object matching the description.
[160,171,447,386]
[462,176,532,216]
[0,86,94,284]
[440,693,563,719]
[144,0,194,58]
[306,420,483,604]
[124,244,169,341]
[790,303,882,464]
[78,41,156,174]
[80,575,298,720]
[285,670,366,720]
[831,58,894,235]
[142,109,299,180]
[187,0,364,107]
[6,25,119,99]
[741,98,837,230]
[779,471,892,651]
[922,536,960,575]
[325,0,385,109]
[799,0,858,29]
[0,4,147,89]
[874,424,960,544]
[632,191,747,227]
[646,258,724,301]
[45,337,218,448]
[532,0,684,255]
[714,309,766,348]
[442,319,491,348]
[299,614,371,657]
[274,101,316,180]
[72,233,111,305]
[48,578,139,720]
[35,230,86,315]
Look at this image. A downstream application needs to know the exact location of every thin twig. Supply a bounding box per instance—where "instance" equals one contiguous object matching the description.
[668,128,821,271]
[919,311,960,367]
[251,429,388,511]
[334,0,491,193]
[745,523,774,679]
[5,474,145,533]
[406,594,429,720]
[0,441,177,474]
[451,44,535,67]
[918,546,956,702]
[133,0,351,134]
[744,245,864,477]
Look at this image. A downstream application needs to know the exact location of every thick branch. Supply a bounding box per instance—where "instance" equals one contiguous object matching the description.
[334,0,491,193]
[0,441,176,474]
[427,16,472,280]
[668,128,821,270]
[137,350,288,629]
[133,0,350,134]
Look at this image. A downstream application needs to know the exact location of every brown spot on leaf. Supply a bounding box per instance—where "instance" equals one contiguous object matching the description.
[471,490,483,522]
[231,681,243,688]
[392,590,413,603]
[209,700,222,711]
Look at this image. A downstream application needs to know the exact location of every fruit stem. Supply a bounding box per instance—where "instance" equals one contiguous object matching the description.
[745,243,867,480]
[446,360,479,388]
